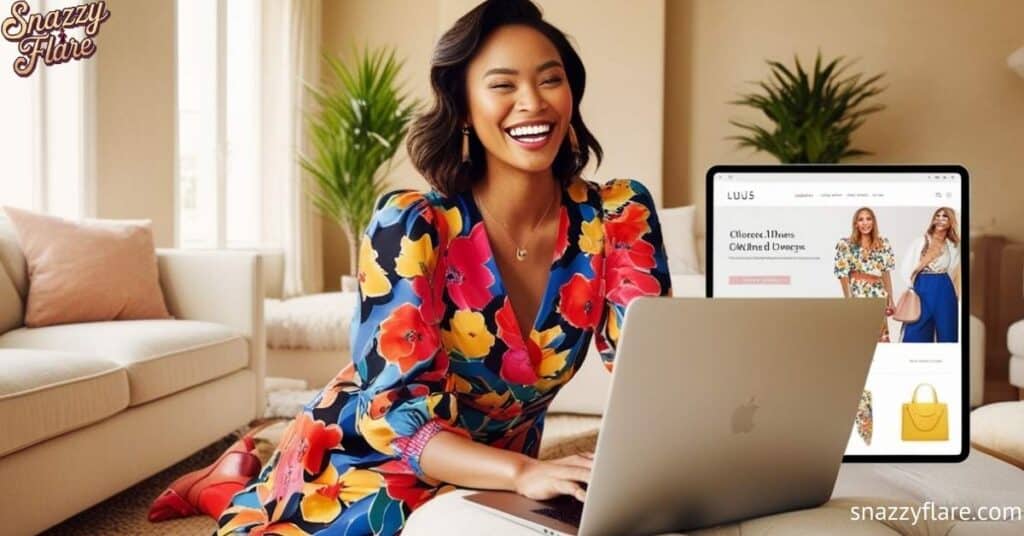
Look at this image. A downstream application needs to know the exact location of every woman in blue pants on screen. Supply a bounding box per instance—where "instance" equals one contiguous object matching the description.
[900,207,961,343]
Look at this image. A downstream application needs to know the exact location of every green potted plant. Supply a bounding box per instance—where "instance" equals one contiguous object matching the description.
[729,53,885,163]
[301,47,419,291]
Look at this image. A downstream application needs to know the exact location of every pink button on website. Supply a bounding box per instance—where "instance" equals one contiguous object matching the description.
[729,275,791,285]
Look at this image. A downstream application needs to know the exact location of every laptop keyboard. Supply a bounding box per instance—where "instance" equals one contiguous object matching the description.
[532,496,584,527]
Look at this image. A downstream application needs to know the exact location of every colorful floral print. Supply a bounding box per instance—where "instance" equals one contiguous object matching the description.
[833,237,895,298]
[217,178,672,535]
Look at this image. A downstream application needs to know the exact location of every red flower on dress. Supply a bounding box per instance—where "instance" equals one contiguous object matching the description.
[604,203,656,269]
[605,254,662,306]
[558,273,602,329]
[495,297,542,384]
[269,414,343,504]
[495,297,523,348]
[445,223,495,310]
[500,347,540,385]
[411,274,443,325]
[378,304,439,373]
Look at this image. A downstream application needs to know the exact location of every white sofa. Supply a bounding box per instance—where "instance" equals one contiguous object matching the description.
[0,217,266,536]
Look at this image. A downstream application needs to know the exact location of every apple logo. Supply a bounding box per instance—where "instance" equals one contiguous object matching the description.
[731,396,759,434]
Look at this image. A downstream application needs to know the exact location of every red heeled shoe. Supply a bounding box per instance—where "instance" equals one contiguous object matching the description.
[148,434,263,522]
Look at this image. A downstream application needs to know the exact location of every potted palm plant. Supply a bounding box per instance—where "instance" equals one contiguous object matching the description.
[301,47,419,291]
[729,53,885,163]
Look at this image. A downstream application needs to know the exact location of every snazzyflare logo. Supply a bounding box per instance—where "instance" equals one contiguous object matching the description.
[1,0,111,77]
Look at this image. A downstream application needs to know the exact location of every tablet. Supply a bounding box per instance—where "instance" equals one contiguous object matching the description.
[707,165,969,462]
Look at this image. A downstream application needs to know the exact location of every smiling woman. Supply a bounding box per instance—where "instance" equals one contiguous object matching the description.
[196,2,671,534]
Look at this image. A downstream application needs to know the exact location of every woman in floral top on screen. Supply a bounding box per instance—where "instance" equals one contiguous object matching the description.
[833,206,896,446]
[211,1,671,534]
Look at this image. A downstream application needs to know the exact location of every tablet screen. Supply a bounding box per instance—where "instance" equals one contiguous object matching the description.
[708,165,968,461]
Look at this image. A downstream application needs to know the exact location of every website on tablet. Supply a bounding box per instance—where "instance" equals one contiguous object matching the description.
[712,171,963,456]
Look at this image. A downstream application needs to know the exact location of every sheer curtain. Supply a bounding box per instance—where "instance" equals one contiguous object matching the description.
[261,0,323,296]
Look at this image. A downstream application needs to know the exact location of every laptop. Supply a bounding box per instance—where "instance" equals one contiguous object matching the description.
[464,297,882,535]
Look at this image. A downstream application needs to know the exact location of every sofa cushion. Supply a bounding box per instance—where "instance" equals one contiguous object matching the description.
[0,320,248,406]
[1008,319,1024,357]
[0,213,28,300]
[0,215,26,334]
[1011,356,1023,389]
[972,402,1024,469]
[0,268,22,336]
[660,205,700,274]
[2,206,171,328]
[0,349,128,456]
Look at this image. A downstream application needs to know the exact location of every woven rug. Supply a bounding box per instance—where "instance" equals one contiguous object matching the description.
[41,420,286,536]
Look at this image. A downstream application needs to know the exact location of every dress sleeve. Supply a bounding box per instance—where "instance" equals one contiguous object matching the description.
[881,237,895,273]
[594,179,672,371]
[834,239,852,279]
[347,190,467,477]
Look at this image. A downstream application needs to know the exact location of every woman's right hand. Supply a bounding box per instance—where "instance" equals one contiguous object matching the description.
[513,453,593,502]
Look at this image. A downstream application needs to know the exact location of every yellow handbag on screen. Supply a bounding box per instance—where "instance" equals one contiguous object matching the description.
[901,383,949,441]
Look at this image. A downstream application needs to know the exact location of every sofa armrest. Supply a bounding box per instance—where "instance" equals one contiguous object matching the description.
[156,249,265,419]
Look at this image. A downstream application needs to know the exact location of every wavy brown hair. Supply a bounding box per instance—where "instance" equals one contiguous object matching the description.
[406,0,602,196]
[928,207,960,246]
[849,207,882,251]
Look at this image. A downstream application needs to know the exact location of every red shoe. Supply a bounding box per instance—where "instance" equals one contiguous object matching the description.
[148,435,263,522]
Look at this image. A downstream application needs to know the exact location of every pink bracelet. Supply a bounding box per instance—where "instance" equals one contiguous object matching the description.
[394,420,447,477]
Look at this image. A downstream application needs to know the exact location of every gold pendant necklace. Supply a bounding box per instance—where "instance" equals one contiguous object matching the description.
[474,186,558,262]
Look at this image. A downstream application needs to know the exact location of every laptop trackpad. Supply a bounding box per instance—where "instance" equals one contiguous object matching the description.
[533,495,584,527]
[464,491,583,534]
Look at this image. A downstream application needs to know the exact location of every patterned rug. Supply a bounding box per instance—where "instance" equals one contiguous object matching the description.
[41,420,286,536]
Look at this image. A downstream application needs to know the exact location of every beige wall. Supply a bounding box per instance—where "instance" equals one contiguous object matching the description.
[96,0,176,247]
[321,0,666,288]
[666,0,1024,243]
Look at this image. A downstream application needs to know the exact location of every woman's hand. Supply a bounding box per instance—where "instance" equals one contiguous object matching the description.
[513,453,593,502]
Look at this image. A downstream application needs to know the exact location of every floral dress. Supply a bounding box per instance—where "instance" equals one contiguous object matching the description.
[834,237,895,444]
[216,178,672,535]
[833,237,895,298]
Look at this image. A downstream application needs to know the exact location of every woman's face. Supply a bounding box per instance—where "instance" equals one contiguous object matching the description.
[933,210,950,230]
[856,211,874,235]
[464,24,573,177]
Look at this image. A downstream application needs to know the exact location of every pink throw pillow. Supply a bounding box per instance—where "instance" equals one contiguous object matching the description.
[3,206,171,328]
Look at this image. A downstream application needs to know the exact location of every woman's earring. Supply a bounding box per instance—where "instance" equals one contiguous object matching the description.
[461,126,471,164]
[568,124,581,168]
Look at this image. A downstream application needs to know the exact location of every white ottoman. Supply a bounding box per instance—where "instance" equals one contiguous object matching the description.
[971,401,1024,469]
[264,292,356,388]
[1009,319,1024,397]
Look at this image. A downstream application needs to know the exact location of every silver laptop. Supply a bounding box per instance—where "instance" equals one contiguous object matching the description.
[464,297,883,535]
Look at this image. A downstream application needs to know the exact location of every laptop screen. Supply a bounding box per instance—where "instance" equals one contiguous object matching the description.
[708,165,968,461]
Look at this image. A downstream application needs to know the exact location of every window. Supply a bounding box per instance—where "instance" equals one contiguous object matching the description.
[176,0,267,249]
[0,0,94,219]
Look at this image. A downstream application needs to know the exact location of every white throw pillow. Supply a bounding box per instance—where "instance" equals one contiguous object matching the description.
[659,205,700,274]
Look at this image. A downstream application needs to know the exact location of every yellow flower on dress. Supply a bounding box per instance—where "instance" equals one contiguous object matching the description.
[358,238,391,298]
[534,325,571,378]
[578,217,604,255]
[395,233,435,279]
[300,465,383,523]
[441,310,495,359]
[440,206,463,242]
[600,179,634,211]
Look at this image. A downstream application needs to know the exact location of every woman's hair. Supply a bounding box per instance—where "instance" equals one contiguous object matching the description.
[406,0,602,196]
[928,206,960,246]
[848,207,882,250]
